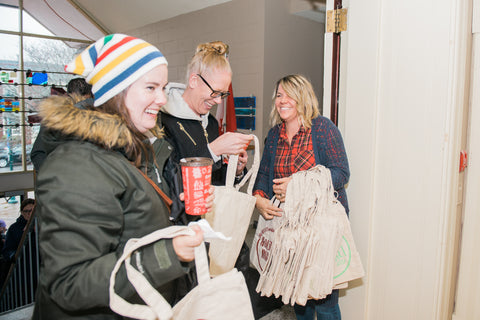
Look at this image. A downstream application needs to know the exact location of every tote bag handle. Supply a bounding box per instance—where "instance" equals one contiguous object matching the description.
[109,225,211,320]
[225,134,260,195]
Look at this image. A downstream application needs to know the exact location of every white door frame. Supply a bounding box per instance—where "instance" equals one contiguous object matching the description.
[452,0,480,318]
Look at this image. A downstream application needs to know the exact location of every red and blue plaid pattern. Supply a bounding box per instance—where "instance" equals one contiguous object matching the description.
[274,122,315,179]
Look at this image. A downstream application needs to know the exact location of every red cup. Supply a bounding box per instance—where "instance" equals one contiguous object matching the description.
[180,157,213,215]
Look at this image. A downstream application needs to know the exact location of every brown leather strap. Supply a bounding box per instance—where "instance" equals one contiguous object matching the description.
[137,169,173,211]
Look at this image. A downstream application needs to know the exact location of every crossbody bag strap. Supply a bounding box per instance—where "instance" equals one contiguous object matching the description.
[137,168,173,211]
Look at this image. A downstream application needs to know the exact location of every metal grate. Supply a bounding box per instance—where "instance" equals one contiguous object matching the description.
[0,217,39,313]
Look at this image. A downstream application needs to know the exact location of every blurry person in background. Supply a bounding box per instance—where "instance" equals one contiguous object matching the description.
[31,77,93,171]
[0,218,6,285]
[0,198,36,288]
[66,77,94,108]
[1,198,35,262]
[0,219,6,253]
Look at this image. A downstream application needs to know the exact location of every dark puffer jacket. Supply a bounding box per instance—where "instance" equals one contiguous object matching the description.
[32,96,187,319]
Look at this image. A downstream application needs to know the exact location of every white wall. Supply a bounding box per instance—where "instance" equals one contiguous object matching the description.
[126,0,324,146]
[126,0,266,141]
[337,0,473,319]
[263,0,325,135]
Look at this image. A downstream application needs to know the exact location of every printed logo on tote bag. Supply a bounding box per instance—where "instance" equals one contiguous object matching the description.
[334,236,351,279]
[254,226,275,271]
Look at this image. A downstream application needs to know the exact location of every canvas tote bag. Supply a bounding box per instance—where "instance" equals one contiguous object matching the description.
[251,192,362,289]
[255,165,364,306]
[109,225,254,320]
[249,197,282,273]
[205,134,260,276]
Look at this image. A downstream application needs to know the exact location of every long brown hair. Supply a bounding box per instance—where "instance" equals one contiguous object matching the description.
[96,91,151,167]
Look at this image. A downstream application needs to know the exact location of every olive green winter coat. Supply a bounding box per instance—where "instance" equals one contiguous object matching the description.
[32,96,186,319]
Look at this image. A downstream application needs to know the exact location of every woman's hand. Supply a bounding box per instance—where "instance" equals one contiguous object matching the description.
[179,185,215,213]
[235,149,248,175]
[209,132,253,157]
[272,176,292,203]
[255,195,282,220]
[172,225,204,262]
[205,185,215,212]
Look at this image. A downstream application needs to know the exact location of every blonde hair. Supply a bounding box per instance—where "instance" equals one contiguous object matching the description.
[186,41,232,80]
[270,74,320,128]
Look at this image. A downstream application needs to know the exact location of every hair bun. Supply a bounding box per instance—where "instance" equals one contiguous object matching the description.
[196,41,229,56]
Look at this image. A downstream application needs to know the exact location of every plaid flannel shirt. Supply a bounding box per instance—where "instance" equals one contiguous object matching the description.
[253,116,350,213]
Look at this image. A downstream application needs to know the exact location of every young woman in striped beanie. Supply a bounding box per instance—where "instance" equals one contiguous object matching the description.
[32,34,207,319]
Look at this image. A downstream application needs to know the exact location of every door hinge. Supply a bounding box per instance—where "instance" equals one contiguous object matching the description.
[326,8,348,33]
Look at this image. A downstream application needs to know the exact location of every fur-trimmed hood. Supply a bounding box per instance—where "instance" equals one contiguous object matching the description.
[38,95,163,151]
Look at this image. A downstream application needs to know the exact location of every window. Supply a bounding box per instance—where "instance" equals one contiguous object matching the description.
[0,2,100,172]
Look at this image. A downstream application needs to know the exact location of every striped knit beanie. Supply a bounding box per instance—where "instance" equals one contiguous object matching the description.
[65,34,168,107]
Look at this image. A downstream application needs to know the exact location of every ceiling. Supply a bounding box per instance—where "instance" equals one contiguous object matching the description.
[0,0,233,43]
[0,0,324,47]
[72,0,233,34]
[71,0,325,33]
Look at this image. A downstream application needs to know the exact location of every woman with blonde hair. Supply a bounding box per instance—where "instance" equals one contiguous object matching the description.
[253,74,350,320]
[160,41,252,222]
[160,40,260,314]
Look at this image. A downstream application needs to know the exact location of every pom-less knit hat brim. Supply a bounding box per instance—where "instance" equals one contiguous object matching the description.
[65,34,168,106]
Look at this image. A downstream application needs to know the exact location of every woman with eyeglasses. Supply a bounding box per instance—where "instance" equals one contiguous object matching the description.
[159,40,258,311]
[160,41,253,194]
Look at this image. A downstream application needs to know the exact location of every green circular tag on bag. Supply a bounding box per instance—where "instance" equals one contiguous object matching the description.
[334,236,351,279]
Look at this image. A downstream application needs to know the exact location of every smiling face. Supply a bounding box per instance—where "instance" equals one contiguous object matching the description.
[275,84,299,125]
[124,64,168,133]
[184,69,232,116]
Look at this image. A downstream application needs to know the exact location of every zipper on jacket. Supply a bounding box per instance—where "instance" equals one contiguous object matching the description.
[177,122,197,146]
[202,127,209,142]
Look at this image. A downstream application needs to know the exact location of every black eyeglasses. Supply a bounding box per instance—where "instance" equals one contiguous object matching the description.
[196,74,230,99]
